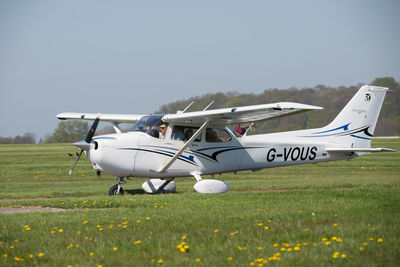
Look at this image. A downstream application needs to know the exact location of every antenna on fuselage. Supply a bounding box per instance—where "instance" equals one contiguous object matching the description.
[182,101,194,113]
[203,100,214,111]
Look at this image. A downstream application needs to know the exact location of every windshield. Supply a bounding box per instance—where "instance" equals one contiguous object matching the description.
[129,115,164,132]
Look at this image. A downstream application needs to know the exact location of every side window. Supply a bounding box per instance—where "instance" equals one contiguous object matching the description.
[171,126,201,142]
[206,128,232,142]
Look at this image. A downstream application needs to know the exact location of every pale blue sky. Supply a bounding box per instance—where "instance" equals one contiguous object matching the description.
[1,0,399,140]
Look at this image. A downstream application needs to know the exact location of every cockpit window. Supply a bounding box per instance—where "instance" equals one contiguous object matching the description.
[129,115,164,133]
[206,128,232,142]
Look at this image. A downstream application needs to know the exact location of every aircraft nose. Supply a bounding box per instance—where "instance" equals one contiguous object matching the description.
[87,141,102,165]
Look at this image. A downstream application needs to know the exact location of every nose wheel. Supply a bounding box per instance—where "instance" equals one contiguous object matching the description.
[108,177,125,195]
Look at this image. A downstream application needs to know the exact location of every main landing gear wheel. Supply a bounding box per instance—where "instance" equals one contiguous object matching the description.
[108,184,124,195]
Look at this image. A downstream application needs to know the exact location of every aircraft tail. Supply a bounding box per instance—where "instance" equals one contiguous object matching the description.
[312,85,388,148]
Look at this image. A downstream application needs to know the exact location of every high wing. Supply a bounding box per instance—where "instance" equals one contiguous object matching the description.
[57,112,145,123]
[162,102,323,126]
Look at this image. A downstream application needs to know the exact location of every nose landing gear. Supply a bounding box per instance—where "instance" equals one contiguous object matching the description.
[108,177,126,195]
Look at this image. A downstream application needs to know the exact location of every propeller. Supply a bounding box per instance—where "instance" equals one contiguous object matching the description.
[69,114,101,175]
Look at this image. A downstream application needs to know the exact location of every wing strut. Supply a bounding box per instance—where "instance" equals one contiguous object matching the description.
[158,120,209,173]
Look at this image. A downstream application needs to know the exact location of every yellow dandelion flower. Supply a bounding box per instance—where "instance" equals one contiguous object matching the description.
[360,247,365,251]
[227,257,233,261]
[146,217,150,220]
[336,238,342,242]
[59,229,63,233]
[28,254,33,258]
[264,226,269,230]
[273,243,279,247]
[3,254,7,258]
[66,244,74,249]
[363,242,368,246]
[157,259,163,263]
[195,258,201,262]
[14,256,24,262]
[332,236,337,240]
[369,237,374,241]
[294,246,300,251]
[325,241,331,245]
[257,246,262,250]
[341,254,347,258]
[38,252,44,257]
[214,229,219,233]
[122,225,127,229]
[98,228,103,231]
[113,247,118,251]
[83,221,88,224]
[133,240,141,245]
[89,252,94,256]
[181,234,187,240]
[377,238,383,242]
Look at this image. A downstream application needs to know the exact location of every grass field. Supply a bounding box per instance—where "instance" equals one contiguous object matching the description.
[0,138,399,266]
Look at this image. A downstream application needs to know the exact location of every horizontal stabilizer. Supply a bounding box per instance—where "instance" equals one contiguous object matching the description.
[326,147,397,153]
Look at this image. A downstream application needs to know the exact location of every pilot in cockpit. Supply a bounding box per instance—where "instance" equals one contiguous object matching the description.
[159,123,168,139]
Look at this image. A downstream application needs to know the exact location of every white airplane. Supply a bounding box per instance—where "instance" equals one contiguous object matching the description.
[57,85,396,195]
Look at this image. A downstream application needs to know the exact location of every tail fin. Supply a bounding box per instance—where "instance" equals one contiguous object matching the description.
[314,85,388,148]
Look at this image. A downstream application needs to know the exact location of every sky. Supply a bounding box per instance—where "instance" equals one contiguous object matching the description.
[1,0,399,140]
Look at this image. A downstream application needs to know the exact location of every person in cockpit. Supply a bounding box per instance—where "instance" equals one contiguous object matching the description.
[159,123,167,139]
[171,126,185,141]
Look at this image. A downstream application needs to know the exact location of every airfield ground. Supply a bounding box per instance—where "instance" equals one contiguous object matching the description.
[0,139,399,266]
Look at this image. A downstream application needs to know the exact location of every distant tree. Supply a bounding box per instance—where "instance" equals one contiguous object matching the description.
[43,121,89,143]
[371,77,399,88]
[0,132,36,144]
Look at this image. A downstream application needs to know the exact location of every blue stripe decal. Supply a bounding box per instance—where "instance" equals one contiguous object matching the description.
[156,149,195,163]
[196,146,237,152]
[313,123,350,134]
[350,134,371,140]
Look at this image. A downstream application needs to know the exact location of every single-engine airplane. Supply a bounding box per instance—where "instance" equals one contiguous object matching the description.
[57,85,396,195]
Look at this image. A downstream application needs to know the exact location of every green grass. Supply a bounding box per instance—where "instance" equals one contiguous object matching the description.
[0,139,399,266]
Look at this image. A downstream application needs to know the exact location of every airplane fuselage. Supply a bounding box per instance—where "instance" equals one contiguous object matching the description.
[86,127,349,179]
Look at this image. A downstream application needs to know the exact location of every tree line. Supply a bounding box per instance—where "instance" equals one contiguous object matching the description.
[157,77,400,136]
[2,77,398,144]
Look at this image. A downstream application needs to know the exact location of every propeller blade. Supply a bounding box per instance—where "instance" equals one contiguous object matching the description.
[69,149,83,175]
[85,114,101,143]
[69,114,100,175]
